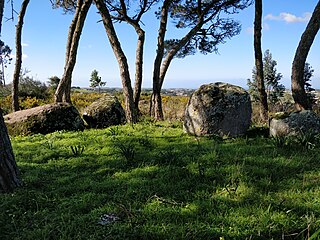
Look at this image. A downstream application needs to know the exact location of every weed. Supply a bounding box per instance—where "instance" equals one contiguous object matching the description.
[113,139,136,163]
[70,145,85,156]
[271,135,290,147]
[296,130,319,149]
[137,134,153,148]
[108,126,120,136]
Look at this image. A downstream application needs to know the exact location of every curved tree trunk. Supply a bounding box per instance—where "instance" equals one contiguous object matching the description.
[55,0,92,103]
[12,0,30,112]
[94,0,137,123]
[291,1,320,111]
[0,109,22,193]
[254,0,268,121]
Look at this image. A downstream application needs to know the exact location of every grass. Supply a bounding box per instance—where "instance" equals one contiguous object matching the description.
[1,121,320,239]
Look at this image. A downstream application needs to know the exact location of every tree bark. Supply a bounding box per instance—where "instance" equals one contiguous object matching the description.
[291,1,320,111]
[12,0,30,112]
[254,0,268,121]
[0,109,22,193]
[133,27,145,113]
[150,1,217,120]
[0,0,4,35]
[55,0,92,103]
[94,0,137,123]
[150,0,170,120]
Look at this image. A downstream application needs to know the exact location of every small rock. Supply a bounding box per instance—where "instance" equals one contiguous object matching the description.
[270,110,320,137]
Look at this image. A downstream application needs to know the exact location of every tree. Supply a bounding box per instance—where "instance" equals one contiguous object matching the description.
[48,76,61,91]
[303,62,316,106]
[94,0,137,123]
[90,69,106,93]
[253,0,268,121]
[291,1,320,111]
[150,0,252,120]
[55,0,93,103]
[0,40,12,86]
[248,49,285,107]
[0,109,22,193]
[0,0,22,193]
[12,0,30,112]
[19,75,49,99]
[106,0,158,113]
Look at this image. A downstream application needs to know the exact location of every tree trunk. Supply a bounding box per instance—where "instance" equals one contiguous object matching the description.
[0,109,22,193]
[150,1,215,120]
[291,1,320,111]
[94,0,137,123]
[55,0,92,103]
[133,28,145,114]
[0,0,4,34]
[254,0,268,121]
[150,0,170,120]
[12,0,30,112]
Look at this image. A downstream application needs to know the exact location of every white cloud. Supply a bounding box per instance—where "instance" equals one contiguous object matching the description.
[265,12,311,23]
[21,42,29,47]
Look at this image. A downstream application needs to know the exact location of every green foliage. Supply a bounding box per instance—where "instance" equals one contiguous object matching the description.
[47,75,60,91]
[303,63,316,106]
[18,75,49,99]
[2,123,320,239]
[164,1,250,58]
[248,49,285,107]
[271,131,320,150]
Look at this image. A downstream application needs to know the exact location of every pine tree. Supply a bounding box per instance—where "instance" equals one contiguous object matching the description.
[248,49,285,107]
[90,69,106,93]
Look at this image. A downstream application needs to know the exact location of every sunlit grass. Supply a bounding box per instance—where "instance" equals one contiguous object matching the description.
[1,122,320,239]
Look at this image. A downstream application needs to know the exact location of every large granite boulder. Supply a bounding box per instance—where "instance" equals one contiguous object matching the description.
[270,110,320,137]
[4,103,84,136]
[183,82,252,137]
[82,95,126,128]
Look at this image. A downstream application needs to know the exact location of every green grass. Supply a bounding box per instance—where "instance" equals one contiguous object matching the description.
[1,121,320,239]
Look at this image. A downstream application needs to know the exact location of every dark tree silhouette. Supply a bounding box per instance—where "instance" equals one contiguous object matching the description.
[291,1,320,111]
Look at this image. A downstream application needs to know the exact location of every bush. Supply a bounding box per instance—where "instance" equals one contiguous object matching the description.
[19,76,49,99]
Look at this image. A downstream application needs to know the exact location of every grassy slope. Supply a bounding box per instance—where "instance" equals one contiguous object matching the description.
[1,122,320,239]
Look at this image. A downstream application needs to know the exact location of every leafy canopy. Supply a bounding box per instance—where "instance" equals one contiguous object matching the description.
[164,0,252,58]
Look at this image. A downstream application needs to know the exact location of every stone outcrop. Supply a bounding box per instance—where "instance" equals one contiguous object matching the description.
[4,103,84,136]
[270,110,320,137]
[183,82,252,137]
[82,95,126,128]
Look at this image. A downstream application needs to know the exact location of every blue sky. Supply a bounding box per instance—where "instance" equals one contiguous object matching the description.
[1,0,320,89]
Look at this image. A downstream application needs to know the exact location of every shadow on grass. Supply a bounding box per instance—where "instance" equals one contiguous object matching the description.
[1,130,320,239]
